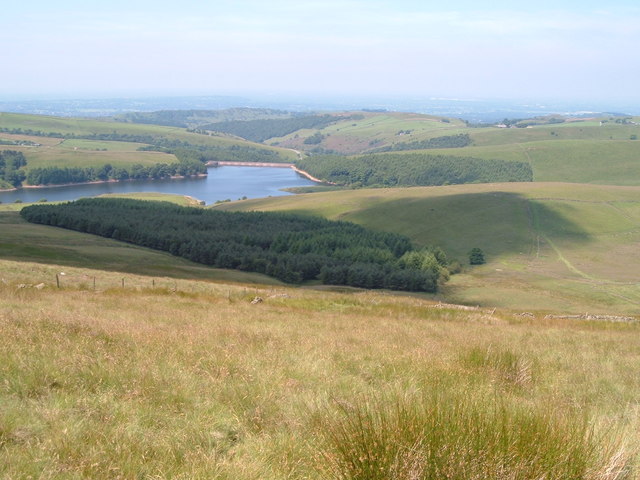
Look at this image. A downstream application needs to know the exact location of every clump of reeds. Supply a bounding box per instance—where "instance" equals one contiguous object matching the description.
[314,391,631,480]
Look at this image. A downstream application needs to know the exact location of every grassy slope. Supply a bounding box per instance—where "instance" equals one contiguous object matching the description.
[0,112,297,164]
[0,260,638,478]
[96,192,206,206]
[6,144,180,169]
[218,183,640,314]
[267,111,638,152]
[269,112,468,154]
[265,111,640,186]
[0,132,182,171]
[400,139,640,185]
[0,112,279,148]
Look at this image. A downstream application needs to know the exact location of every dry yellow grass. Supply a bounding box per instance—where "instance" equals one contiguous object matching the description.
[1,258,638,478]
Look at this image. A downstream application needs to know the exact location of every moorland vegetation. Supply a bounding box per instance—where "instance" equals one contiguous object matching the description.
[0,257,637,479]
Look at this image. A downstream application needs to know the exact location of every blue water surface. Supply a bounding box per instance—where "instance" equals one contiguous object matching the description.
[0,166,316,205]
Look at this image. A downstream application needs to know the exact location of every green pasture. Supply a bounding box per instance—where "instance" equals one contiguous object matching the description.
[97,192,205,206]
[0,192,202,210]
[391,138,640,185]
[219,183,640,314]
[57,138,148,151]
[267,111,639,158]
[0,112,297,159]
[7,145,178,170]
[323,113,464,137]
[0,133,63,147]
[268,112,467,154]
[470,122,640,146]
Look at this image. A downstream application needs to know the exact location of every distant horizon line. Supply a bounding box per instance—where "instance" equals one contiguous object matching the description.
[1,92,639,105]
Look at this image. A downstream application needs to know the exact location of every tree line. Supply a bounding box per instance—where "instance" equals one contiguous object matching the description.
[371,134,472,152]
[138,142,289,164]
[25,159,206,186]
[295,153,532,187]
[21,198,452,292]
[0,150,27,187]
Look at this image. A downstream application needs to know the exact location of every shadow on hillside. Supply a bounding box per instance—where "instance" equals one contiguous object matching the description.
[347,191,591,260]
[1,191,594,279]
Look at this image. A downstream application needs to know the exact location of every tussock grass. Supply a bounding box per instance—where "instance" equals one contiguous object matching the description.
[313,392,630,480]
[463,345,534,388]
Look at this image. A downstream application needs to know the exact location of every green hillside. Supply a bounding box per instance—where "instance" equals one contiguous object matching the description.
[401,139,640,185]
[187,110,640,187]
[0,112,298,188]
[0,112,296,170]
[262,111,639,156]
[217,183,640,314]
[0,112,292,152]
[268,111,468,154]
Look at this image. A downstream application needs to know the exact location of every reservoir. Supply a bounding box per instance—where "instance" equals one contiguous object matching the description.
[0,166,316,205]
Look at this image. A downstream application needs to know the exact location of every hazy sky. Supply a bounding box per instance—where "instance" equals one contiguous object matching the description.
[3,0,639,101]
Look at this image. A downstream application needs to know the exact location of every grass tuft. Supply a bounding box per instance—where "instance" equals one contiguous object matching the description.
[463,345,534,388]
[314,392,631,480]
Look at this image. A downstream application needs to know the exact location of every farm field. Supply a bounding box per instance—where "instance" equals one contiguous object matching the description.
[218,182,640,314]
[2,142,178,170]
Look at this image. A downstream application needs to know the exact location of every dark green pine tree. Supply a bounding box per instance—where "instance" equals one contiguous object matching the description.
[468,248,485,265]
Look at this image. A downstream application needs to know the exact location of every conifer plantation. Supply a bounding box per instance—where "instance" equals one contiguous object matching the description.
[21,198,450,291]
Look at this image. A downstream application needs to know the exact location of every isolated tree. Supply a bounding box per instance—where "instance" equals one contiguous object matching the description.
[468,247,485,265]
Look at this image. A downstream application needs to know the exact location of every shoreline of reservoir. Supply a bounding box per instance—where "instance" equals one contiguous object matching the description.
[0,163,327,193]
[0,165,317,205]
[0,174,209,193]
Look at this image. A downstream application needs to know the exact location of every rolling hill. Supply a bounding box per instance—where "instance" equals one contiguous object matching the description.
[217,182,640,314]
[185,109,640,186]
[0,112,298,187]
